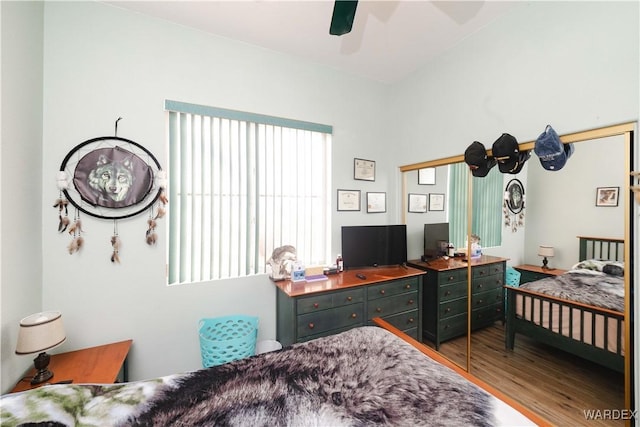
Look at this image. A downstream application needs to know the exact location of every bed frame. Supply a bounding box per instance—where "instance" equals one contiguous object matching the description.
[505,236,625,373]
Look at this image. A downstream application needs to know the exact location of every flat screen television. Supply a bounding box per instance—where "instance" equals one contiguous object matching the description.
[341,225,407,269]
[423,223,450,258]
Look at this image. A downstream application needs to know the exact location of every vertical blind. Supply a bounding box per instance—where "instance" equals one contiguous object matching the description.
[165,100,332,284]
[449,163,502,248]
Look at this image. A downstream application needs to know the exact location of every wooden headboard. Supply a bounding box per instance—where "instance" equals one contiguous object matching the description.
[577,236,624,261]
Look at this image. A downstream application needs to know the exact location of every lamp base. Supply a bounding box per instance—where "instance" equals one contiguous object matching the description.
[31,352,54,385]
[541,256,549,270]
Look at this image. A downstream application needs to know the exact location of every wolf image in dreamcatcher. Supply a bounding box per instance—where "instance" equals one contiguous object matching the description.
[55,120,167,262]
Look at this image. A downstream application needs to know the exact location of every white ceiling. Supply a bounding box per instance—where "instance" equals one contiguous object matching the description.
[105,0,517,84]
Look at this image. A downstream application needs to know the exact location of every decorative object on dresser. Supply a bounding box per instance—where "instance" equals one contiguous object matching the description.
[15,311,66,385]
[273,266,424,346]
[11,339,132,393]
[408,255,507,350]
[537,245,554,269]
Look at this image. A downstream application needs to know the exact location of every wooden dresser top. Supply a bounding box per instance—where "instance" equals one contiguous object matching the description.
[407,255,509,272]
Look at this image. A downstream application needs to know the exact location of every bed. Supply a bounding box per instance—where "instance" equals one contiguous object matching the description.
[1,318,546,427]
[505,236,625,373]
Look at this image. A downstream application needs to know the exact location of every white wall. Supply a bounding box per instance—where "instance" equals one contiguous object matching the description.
[0,1,44,392]
[35,1,392,385]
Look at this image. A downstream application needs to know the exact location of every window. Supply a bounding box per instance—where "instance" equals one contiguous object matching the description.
[448,163,502,248]
[165,100,332,284]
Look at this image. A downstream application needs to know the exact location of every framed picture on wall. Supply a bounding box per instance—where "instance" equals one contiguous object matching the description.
[418,167,436,185]
[428,193,445,211]
[337,189,361,211]
[408,193,427,213]
[596,186,619,207]
[366,192,386,213]
[354,158,375,181]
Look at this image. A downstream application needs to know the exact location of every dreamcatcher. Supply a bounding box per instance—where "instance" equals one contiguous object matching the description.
[503,178,525,232]
[55,118,167,262]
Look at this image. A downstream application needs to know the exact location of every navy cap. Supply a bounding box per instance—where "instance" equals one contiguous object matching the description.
[535,125,574,171]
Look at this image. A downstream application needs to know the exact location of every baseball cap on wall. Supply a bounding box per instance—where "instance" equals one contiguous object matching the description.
[492,133,530,174]
[464,141,496,177]
[534,125,574,171]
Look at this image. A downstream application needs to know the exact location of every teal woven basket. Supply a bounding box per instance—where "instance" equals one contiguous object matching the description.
[199,315,258,367]
[505,267,521,287]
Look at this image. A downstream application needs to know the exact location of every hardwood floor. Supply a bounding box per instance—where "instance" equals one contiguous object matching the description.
[423,323,626,426]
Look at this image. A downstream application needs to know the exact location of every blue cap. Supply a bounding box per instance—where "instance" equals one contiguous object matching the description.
[535,125,574,171]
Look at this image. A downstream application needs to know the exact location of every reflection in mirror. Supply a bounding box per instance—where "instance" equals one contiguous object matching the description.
[400,123,634,420]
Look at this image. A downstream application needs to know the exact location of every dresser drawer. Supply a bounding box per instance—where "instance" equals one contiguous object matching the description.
[439,281,467,302]
[296,288,364,315]
[378,309,419,332]
[471,303,502,329]
[367,277,419,300]
[473,274,504,293]
[297,303,364,338]
[473,262,504,279]
[438,312,467,341]
[439,296,467,319]
[472,288,503,309]
[367,292,417,318]
[437,269,467,285]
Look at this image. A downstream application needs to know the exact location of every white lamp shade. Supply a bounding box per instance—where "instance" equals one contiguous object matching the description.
[15,311,66,355]
[538,245,555,258]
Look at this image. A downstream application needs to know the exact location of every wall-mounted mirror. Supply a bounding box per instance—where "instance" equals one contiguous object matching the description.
[400,123,635,419]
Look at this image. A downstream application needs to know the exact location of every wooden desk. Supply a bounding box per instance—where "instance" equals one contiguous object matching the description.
[11,339,132,393]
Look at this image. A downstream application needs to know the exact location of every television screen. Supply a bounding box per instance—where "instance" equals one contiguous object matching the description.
[424,223,450,258]
[341,225,407,269]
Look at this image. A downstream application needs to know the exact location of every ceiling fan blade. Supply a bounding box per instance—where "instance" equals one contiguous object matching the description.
[329,0,358,36]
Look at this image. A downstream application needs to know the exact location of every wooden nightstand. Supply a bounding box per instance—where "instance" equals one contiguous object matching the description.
[514,264,567,284]
[10,339,132,393]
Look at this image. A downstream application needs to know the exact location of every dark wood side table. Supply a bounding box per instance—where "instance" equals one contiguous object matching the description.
[10,339,132,393]
[514,264,567,284]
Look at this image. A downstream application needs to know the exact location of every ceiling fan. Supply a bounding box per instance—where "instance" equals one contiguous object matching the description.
[329,0,359,36]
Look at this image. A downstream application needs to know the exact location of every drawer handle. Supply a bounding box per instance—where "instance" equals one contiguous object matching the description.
[408,299,414,305]
[351,313,357,319]
[405,284,411,289]
[379,289,386,295]
[376,307,382,313]
[408,318,415,323]
[477,284,483,289]
[347,296,352,302]
[477,299,483,304]
[444,291,451,296]
[444,325,449,329]
[308,323,315,329]
[445,308,451,313]
[479,271,485,275]
[313,303,319,308]
[448,276,454,281]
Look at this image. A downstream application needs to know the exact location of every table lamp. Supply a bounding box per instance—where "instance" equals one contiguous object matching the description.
[15,311,66,385]
[538,245,554,270]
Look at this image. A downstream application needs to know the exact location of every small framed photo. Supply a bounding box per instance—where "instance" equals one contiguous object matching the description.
[366,192,386,213]
[354,158,375,181]
[337,189,361,211]
[408,193,428,213]
[429,193,445,211]
[596,187,619,207]
[418,167,436,185]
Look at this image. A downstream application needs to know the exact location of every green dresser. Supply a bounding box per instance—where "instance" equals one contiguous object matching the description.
[275,267,424,346]
[408,255,506,349]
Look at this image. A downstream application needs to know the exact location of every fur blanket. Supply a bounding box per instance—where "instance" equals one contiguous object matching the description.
[1,327,534,427]
[519,267,624,312]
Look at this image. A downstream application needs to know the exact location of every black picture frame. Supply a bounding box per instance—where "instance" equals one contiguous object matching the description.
[428,193,445,211]
[337,189,361,211]
[354,158,375,181]
[596,186,619,207]
[408,193,427,213]
[366,192,386,213]
[418,167,436,185]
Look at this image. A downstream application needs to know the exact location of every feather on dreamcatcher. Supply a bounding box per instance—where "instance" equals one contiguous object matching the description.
[55,118,167,262]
